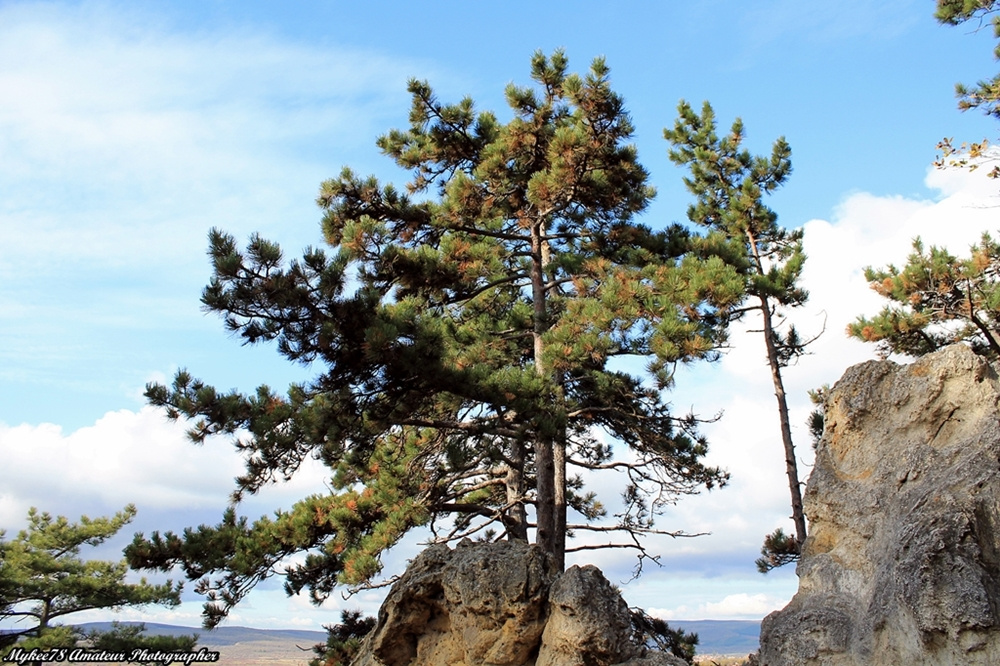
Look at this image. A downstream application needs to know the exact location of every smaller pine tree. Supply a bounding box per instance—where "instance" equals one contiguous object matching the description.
[0,505,192,658]
[665,99,812,566]
[755,528,801,574]
[309,610,376,666]
[849,233,1000,360]
[629,608,698,664]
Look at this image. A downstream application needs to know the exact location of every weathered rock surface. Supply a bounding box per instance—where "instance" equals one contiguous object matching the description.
[537,564,639,666]
[759,345,1000,665]
[352,539,686,666]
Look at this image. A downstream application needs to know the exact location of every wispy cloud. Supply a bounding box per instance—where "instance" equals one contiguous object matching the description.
[0,3,433,418]
[0,2,427,266]
[729,0,922,68]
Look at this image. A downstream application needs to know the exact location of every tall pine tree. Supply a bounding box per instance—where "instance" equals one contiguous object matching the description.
[664,101,812,566]
[127,52,744,626]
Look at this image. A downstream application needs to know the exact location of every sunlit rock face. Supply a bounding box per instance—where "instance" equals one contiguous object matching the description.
[351,539,685,666]
[759,345,1000,665]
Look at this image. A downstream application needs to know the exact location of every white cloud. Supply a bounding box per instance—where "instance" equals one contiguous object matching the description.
[0,405,331,532]
[705,593,786,618]
[0,403,339,631]
[0,407,237,524]
[648,592,790,621]
[623,162,1000,614]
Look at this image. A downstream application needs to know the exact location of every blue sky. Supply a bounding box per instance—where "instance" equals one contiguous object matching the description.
[2,0,1000,631]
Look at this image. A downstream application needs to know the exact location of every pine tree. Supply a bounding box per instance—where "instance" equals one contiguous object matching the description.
[84,623,199,666]
[308,610,375,666]
[935,0,1000,176]
[849,233,1000,359]
[0,506,192,660]
[629,608,698,665]
[664,101,812,566]
[127,51,745,626]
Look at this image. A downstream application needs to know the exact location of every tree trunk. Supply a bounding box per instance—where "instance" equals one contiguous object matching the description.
[964,279,1000,358]
[505,440,529,541]
[552,424,566,570]
[759,294,808,545]
[746,228,807,546]
[531,222,557,562]
[30,600,51,666]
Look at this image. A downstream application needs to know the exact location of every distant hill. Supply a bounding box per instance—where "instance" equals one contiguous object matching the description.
[75,619,760,659]
[75,621,326,646]
[667,619,760,656]
[75,623,327,665]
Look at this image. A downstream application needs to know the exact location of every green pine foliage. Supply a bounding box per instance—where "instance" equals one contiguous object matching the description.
[0,506,191,658]
[664,103,804,315]
[664,101,811,562]
[308,610,375,666]
[127,51,746,627]
[805,384,829,450]
[629,608,698,664]
[754,527,801,574]
[849,233,1000,359]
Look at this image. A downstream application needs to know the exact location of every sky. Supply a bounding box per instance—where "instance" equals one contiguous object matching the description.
[2,0,1000,633]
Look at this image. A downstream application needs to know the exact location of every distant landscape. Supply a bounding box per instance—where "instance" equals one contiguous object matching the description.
[77,623,327,666]
[76,620,761,661]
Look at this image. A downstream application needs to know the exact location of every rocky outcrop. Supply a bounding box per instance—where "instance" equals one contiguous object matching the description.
[351,539,686,666]
[759,345,1000,665]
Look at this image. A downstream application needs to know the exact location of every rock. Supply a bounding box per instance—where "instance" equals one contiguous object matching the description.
[536,564,639,666]
[357,539,553,666]
[352,540,686,666]
[759,345,1000,665]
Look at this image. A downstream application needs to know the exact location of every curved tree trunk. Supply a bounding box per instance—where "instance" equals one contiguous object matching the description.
[759,294,808,545]
[748,229,807,546]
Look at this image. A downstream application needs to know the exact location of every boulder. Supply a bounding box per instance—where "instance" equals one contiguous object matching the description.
[536,564,639,666]
[352,539,686,666]
[354,540,553,666]
[759,345,1000,665]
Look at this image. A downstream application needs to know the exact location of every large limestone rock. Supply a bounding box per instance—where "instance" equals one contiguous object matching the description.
[759,345,1000,665]
[352,539,686,666]
[537,564,640,666]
